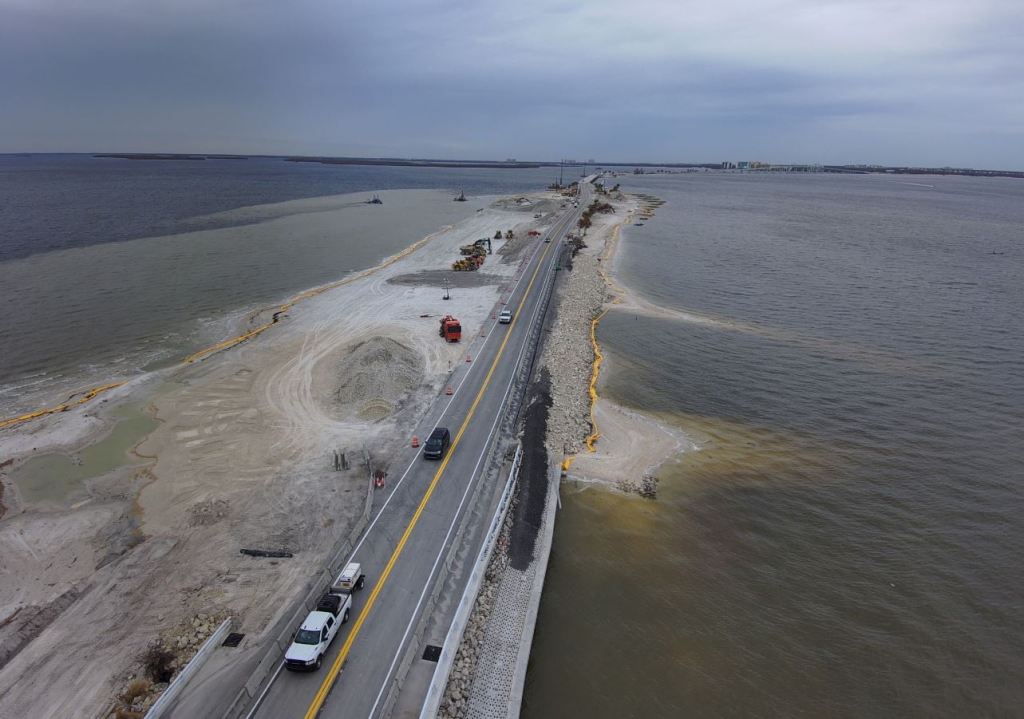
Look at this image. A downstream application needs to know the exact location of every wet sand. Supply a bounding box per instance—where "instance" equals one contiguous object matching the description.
[540,190,694,492]
[0,190,563,717]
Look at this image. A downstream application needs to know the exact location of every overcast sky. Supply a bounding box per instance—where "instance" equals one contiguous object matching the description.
[2,0,1022,167]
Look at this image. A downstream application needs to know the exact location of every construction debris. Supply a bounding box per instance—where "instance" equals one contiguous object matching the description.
[239,548,293,558]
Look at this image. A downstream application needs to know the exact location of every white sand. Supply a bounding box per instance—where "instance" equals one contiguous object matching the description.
[0,191,562,718]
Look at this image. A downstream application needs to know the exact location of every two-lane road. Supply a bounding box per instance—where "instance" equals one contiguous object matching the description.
[248,185,589,719]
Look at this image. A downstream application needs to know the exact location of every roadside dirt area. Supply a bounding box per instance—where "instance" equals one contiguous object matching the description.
[0,192,562,718]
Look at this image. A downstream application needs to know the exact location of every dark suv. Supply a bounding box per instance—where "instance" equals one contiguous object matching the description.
[423,427,451,459]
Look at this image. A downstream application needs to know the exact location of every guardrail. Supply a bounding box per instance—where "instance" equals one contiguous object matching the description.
[145,618,232,719]
[380,228,566,716]
[415,187,585,717]
[418,443,522,719]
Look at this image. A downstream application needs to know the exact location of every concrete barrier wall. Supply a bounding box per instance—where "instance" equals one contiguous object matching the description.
[507,460,561,718]
[146,618,232,719]
[222,471,375,719]
[418,445,523,719]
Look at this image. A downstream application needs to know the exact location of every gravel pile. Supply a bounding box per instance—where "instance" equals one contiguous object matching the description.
[542,250,609,460]
[435,194,633,718]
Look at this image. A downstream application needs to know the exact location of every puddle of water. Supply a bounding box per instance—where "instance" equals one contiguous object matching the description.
[11,404,158,506]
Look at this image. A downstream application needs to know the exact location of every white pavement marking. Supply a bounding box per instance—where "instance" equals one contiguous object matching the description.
[245,234,551,718]
[244,663,284,719]
[364,227,558,719]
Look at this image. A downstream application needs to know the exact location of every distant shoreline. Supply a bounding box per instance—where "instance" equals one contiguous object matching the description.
[93,153,246,161]
[77,153,1024,178]
[285,156,546,169]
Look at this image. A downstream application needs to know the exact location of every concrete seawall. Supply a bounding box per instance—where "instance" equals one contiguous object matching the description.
[427,190,636,719]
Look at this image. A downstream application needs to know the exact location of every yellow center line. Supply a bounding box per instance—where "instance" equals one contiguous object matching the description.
[303,232,559,719]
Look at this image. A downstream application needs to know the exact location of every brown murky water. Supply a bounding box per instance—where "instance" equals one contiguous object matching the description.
[524,173,1024,718]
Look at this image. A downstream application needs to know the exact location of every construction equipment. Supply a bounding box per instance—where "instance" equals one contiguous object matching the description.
[451,254,485,271]
[459,243,487,257]
[455,238,490,271]
[439,315,462,342]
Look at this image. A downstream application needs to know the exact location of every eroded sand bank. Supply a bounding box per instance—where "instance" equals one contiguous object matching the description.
[540,189,692,492]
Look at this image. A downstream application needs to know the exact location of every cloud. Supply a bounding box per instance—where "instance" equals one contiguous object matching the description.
[0,0,1021,166]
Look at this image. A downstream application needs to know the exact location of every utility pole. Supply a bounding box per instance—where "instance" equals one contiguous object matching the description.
[442,276,451,301]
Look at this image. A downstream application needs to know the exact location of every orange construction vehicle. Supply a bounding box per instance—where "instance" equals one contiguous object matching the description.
[439,315,461,342]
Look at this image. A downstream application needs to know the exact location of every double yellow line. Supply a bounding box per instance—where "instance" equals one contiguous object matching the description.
[302,234,557,718]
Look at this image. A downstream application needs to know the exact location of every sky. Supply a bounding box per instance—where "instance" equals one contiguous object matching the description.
[1,0,1022,168]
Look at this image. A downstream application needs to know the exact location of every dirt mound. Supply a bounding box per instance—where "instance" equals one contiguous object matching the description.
[490,196,561,214]
[388,270,503,288]
[330,337,424,421]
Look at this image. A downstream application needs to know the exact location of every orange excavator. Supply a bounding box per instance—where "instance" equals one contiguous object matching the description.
[439,315,461,342]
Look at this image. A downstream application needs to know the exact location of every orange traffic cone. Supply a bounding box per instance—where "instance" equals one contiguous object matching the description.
[411,436,420,448]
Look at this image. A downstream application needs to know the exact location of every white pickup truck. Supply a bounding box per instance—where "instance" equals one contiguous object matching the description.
[284,562,366,671]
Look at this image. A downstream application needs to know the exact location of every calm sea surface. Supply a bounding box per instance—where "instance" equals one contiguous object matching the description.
[0,155,559,413]
[524,173,1024,718]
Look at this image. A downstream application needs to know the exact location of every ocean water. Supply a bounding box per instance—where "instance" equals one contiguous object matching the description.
[524,173,1024,717]
[0,155,560,414]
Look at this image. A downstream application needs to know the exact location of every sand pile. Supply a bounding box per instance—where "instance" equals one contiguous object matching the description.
[0,190,565,718]
[330,336,424,421]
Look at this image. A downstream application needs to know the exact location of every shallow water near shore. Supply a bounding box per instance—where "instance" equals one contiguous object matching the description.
[0,156,563,416]
[525,173,1024,717]
[0,156,567,416]
[11,403,157,505]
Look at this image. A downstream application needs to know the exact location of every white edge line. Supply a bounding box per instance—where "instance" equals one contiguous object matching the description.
[366,218,561,719]
[245,226,556,717]
[365,218,560,718]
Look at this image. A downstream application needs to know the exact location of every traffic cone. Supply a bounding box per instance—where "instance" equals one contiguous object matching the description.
[411,436,420,448]
[445,386,453,395]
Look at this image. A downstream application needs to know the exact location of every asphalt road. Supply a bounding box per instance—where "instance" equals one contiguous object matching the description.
[247,184,589,719]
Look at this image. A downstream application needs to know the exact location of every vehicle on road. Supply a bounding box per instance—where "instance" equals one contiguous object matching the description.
[498,309,513,324]
[284,562,366,671]
[423,427,450,460]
